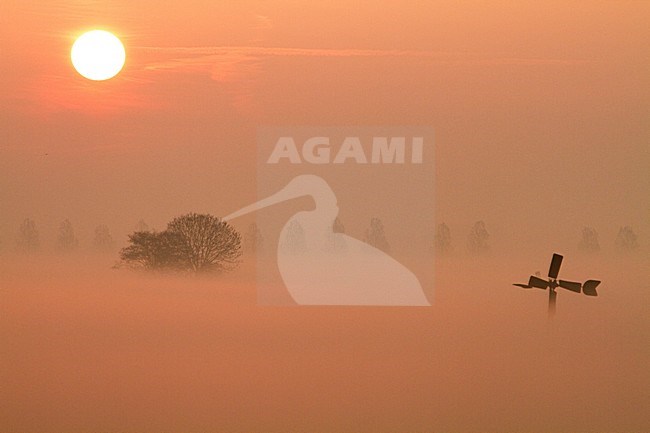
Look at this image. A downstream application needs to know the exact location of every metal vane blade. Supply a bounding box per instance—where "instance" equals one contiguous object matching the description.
[528,275,549,290]
[558,280,582,293]
[548,253,563,279]
[582,280,600,296]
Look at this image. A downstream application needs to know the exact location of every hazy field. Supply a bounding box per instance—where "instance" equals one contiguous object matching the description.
[1,252,648,433]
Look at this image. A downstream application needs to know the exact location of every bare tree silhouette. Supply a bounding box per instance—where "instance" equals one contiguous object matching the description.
[433,222,452,256]
[326,217,348,252]
[120,213,241,273]
[364,217,390,253]
[167,213,242,272]
[93,225,115,252]
[17,218,39,252]
[119,231,188,270]
[467,221,489,255]
[243,222,264,254]
[615,226,638,252]
[578,226,600,253]
[57,219,78,252]
[282,219,307,254]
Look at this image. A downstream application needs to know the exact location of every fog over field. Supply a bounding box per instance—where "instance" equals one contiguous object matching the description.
[1,249,648,432]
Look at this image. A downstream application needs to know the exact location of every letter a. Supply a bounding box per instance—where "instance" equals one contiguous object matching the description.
[267,137,301,164]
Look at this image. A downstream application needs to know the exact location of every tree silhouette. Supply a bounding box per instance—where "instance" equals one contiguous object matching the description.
[120,213,241,273]
[615,226,638,252]
[17,218,39,252]
[467,220,489,255]
[578,226,600,252]
[433,222,452,255]
[57,219,78,252]
[119,231,188,270]
[166,213,242,272]
[243,222,264,253]
[364,217,390,253]
[93,225,115,252]
[282,219,307,254]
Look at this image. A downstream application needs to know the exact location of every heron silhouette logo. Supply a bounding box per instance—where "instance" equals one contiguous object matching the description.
[226,127,435,306]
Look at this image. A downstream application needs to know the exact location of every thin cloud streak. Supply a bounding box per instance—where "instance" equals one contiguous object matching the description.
[137,45,587,66]
[135,46,587,113]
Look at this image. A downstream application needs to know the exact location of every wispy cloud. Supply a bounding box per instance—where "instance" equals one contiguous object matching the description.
[137,46,585,65]
[134,45,586,112]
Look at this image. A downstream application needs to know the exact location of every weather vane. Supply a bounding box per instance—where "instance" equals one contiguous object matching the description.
[513,253,600,317]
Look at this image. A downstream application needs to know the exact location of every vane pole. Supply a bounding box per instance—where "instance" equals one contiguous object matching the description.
[548,287,557,318]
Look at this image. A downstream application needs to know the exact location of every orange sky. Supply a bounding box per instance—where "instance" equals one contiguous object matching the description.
[0,2,649,432]
[1,1,647,251]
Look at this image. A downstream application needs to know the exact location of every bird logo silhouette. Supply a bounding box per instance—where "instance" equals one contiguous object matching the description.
[225,175,430,306]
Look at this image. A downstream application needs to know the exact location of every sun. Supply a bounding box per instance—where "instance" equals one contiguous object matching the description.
[71,30,125,81]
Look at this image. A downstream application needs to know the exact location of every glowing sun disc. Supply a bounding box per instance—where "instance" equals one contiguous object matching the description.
[71,30,125,81]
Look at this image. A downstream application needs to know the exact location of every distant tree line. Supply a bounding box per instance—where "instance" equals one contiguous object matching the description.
[6,215,643,259]
[12,218,115,253]
[430,220,490,256]
[578,225,640,254]
[430,222,642,256]
[244,222,264,254]
[279,216,392,255]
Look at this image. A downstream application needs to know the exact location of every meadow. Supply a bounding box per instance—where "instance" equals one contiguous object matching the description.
[1,252,647,432]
